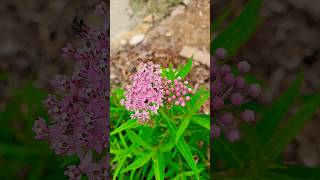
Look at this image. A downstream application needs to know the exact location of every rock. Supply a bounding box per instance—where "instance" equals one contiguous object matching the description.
[170,5,185,17]
[120,39,127,46]
[182,0,192,5]
[165,31,172,37]
[129,34,145,45]
[287,0,320,19]
[143,14,155,23]
[268,1,287,13]
[179,46,210,67]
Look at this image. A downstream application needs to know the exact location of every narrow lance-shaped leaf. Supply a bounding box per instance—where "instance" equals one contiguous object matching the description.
[152,151,165,180]
[120,151,155,173]
[126,129,153,150]
[191,115,210,130]
[113,158,126,180]
[176,57,193,79]
[175,115,191,144]
[264,93,320,159]
[160,110,199,179]
[211,0,262,56]
[270,165,320,179]
[110,119,139,136]
[257,74,303,144]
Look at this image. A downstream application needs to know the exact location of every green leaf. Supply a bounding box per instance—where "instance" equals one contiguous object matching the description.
[173,168,204,180]
[257,74,303,144]
[119,132,128,149]
[152,151,164,180]
[176,140,199,179]
[175,115,191,144]
[130,169,136,180]
[113,158,126,180]
[0,72,8,81]
[262,172,298,180]
[147,165,155,180]
[270,165,320,179]
[212,140,244,169]
[264,93,320,159]
[211,10,231,33]
[159,138,175,152]
[160,110,199,178]
[211,0,262,56]
[176,57,193,79]
[127,130,153,150]
[163,63,175,80]
[191,91,209,114]
[191,115,210,130]
[111,120,139,136]
[188,87,209,115]
[121,151,154,173]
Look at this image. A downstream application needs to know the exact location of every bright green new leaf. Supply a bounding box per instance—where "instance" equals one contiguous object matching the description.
[111,120,139,136]
[121,151,155,173]
[175,115,191,144]
[176,57,193,79]
[127,129,153,150]
[152,151,165,180]
[191,115,210,130]
[160,110,199,178]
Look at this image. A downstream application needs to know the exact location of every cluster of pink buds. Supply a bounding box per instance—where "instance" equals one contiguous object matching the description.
[163,77,192,107]
[211,48,261,142]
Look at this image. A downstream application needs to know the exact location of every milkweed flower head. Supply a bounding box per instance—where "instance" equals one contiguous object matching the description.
[211,48,261,142]
[121,62,164,126]
[32,2,109,180]
[121,62,193,126]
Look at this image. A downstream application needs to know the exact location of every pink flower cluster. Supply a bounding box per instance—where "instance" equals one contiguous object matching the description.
[33,2,109,180]
[120,62,164,126]
[163,77,192,107]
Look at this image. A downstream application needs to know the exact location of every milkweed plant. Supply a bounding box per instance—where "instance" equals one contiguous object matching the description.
[212,0,320,179]
[110,59,210,179]
[33,2,109,179]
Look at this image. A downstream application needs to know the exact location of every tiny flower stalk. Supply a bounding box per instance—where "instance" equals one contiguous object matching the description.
[211,48,261,142]
[120,62,193,126]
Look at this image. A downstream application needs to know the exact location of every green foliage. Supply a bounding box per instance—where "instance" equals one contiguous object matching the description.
[0,83,74,179]
[111,59,210,179]
[211,0,262,56]
[213,75,320,178]
[212,0,320,178]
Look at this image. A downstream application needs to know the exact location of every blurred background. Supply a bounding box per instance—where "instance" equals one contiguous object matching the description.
[0,0,103,179]
[0,0,210,179]
[213,0,320,167]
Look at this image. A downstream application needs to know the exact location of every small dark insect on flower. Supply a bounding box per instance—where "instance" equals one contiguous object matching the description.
[129,59,147,74]
[72,15,86,36]
[130,66,137,74]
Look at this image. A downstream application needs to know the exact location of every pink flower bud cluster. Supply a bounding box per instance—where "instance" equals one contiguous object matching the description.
[163,77,192,107]
[120,62,164,126]
[33,2,109,180]
[211,48,261,142]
